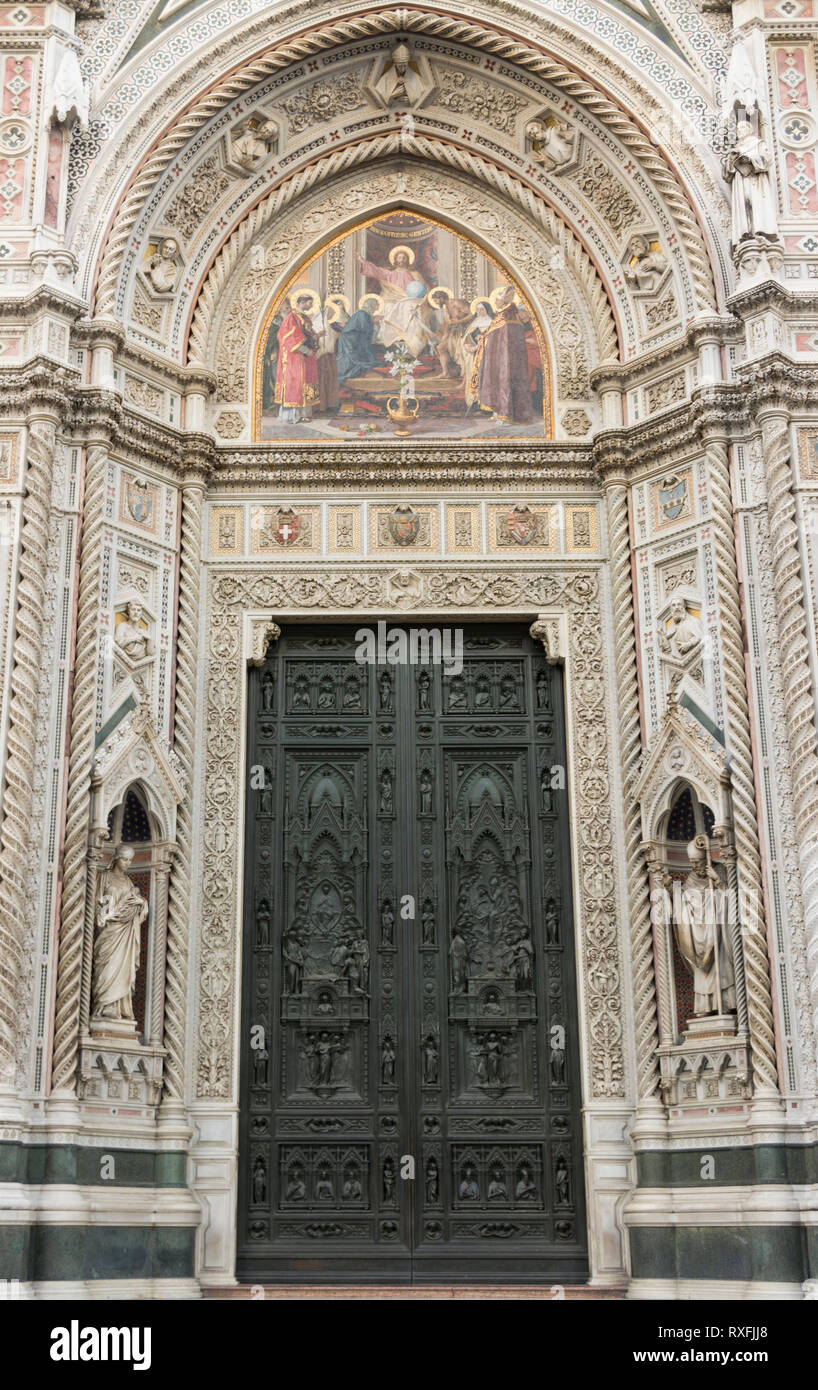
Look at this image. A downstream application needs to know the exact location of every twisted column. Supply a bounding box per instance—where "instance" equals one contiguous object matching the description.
[51,445,107,1093]
[0,422,55,1082]
[761,415,818,1057]
[161,473,206,1105]
[605,480,660,1100]
[707,439,779,1094]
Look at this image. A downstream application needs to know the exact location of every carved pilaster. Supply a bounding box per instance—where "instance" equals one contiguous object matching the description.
[52,444,107,1093]
[0,422,56,1084]
[161,472,207,1110]
[760,413,818,1069]
[604,479,660,1102]
[705,437,779,1095]
[151,847,174,1049]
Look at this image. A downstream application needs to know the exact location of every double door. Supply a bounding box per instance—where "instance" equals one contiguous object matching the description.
[237,623,587,1283]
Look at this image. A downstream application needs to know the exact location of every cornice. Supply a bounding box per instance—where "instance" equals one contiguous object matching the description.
[0,285,87,323]
[726,279,818,320]
[594,361,818,474]
[211,443,596,488]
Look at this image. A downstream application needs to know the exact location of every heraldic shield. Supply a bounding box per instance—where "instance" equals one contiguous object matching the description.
[388,505,420,546]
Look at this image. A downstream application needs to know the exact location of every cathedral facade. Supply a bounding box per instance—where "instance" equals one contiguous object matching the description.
[1,0,817,1298]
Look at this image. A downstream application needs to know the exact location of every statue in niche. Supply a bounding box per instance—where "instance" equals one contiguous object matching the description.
[525,115,573,170]
[316,1165,334,1200]
[256,897,270,946]
[379,767,393,815]
[421,1032,439,1085]
[425,1156,439,1204]
[417,669,431,711]
[540,773,553,814]
[282,926,305,994]
[448,675,467,709]
[91,846,148,1023]
[722,120,779,245]
[474,675,491,709]
[488,1167,507,1200]
[545,898,559,944]
[231,115,278,171]
[145,237,180,294]
[459,1163,479,1200]
[252,1156,267,1205]
[419,768,433,814]
[253,1045,268,1085]
[623,234,667,293]
[342,1167,362,1201]
[510,926,534,991]
[318,674,335,709]
[382,1156,396,1203]
[381,1034,396,1085]
[536,668,550,710]
[450,928,469,992]
[293,675,311,709]
[499,674,519,710]
[516,1165,536,1201]
[116,601,151,661]
[663,835,736,1017]
[555,1155,570,1206]
[287,1168,306,1201]
[261,671,275,712]
[378,669,393,713]
[343,673,361,709]
[550,1036,566,1084]
[421,900,436,946]
[381,899,394,946]
[352,931,370,993]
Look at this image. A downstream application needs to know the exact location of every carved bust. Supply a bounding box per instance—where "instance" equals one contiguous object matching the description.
[231,117,278,171]
[145,237,180,294]
[116,600,151,661]
[623,234,667,293]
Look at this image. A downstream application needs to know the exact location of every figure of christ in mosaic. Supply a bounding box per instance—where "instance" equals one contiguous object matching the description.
[256,212,550,440]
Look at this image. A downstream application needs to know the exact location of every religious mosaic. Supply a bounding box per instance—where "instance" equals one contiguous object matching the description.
[253,212,551,441]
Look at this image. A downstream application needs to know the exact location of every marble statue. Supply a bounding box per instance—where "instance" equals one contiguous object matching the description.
[722,122,778,245]
[663,835,736,1017]
[50,49,89,128]
[91,846,148,1022]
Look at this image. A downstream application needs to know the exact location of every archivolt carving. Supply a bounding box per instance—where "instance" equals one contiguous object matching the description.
[87,7,718,321]
[195,565,624,1103]
[197,159,606,402]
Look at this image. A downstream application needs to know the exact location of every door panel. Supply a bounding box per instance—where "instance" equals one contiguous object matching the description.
[237,624,587,1284]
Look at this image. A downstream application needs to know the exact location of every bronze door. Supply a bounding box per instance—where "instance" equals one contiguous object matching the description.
[237,624,587,1284]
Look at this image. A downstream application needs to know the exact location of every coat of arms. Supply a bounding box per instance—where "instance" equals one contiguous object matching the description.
[388,505,420,546]
[126,477,153,526]
[271,507,300,546]
[658,474,688,523]
[505,506,538,545]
